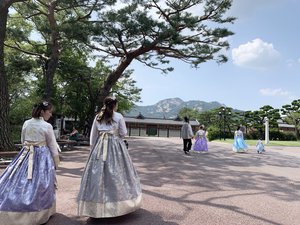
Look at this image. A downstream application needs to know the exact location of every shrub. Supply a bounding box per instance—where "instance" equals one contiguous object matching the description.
[282,132,297,141]
[246,129,297,141]
[207,126,223,141]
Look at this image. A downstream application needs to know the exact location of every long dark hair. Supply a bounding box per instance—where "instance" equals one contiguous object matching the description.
[32,101,53,118]
[96,96,118,125]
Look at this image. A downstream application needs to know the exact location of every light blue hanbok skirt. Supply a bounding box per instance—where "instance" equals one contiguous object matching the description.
[256,143,265,153]
[232,137,248,153]
[0,146,56,225]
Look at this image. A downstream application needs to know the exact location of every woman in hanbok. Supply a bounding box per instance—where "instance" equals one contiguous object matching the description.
[256,139,265,154]
[232,126,248,153]
[0,101,60,225]
[193,125,208,152]
[77,96,142,218]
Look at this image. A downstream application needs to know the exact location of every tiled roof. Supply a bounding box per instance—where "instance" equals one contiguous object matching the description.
[124,117,199,126]
[278,123,295,128]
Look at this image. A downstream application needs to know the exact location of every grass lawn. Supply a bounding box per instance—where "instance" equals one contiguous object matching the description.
[212,139,300,147]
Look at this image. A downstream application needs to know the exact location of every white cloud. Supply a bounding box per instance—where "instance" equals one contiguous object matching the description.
[259,88,290,96]
[298,58,300,64]
[232,38,280,70]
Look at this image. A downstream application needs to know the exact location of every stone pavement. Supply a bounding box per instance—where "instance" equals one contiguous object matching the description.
[1,137,300,225]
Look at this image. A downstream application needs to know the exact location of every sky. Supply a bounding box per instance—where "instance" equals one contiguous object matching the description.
[128,0,300,111]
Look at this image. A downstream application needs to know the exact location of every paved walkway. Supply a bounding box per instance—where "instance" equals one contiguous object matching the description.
[1,137,300,225]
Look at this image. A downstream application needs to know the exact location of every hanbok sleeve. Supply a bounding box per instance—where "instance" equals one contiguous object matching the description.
[188,124,194,137]
[45,124,60,169]
[118,114,127,138]
[21,121,27,143]
[90,116,98,146]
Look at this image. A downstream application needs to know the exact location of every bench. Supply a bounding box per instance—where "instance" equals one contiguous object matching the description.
[0,151,19,168]
[57,140,77,151]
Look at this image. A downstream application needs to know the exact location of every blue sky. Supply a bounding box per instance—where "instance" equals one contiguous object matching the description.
[129,0,300,111]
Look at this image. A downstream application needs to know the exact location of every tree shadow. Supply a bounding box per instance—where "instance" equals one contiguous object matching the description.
[56,147,89,178]
[80,209,179,225]
[46,213,82,225]
[48,137,299,225]
[127,138,300,224]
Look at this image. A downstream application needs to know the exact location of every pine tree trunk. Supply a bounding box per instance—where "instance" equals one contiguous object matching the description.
[0,3,14,151]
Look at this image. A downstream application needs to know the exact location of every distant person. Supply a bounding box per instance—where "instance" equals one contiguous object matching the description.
[53,125,60,140]
[232,126,248,153]
[256,138,265,154]
[0,101,60,225]
[83,120,90,138]
[181,116,194,155]
[77,96,142,218]
[69,126,79,140]
[193,125,208,152]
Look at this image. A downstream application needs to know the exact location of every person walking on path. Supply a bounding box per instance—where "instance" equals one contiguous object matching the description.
[77,96,142,218]
[232,126,248,153]
[0,101,60,225]
[193,125,208,152]
[181,116,194,155]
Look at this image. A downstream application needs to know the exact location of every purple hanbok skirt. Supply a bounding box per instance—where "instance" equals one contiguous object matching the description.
[193,137,208,152]
[0,146,56,225]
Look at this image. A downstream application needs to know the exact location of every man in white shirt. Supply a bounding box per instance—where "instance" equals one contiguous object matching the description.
[181,116,194,155]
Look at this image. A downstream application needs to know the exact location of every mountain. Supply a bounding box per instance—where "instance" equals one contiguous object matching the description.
[124,97,225,119]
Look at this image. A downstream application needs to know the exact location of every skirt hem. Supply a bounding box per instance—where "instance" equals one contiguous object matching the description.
[78,194,142,218]
[0,202,55,225]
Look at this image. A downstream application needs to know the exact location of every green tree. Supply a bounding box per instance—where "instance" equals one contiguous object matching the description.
[1,0,234,151]
[216,107,233,139]
[0,0,30,151]
[197,110,219,127]
[179,107,199,120]
[236,110,253,134]
[81,0,235,105]
[281,99,300,140]
[7,0,114,100]
[250,105,280,138]
[56,51,141,131]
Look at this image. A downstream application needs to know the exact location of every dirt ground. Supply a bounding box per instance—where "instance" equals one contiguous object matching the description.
[1,137,300,225]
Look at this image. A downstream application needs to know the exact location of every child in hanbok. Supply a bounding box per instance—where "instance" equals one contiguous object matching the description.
[0,101,60,225]
[193,125,208,152]
[77,96,142,218]
[232,126,248,153]
[256,139,265,154]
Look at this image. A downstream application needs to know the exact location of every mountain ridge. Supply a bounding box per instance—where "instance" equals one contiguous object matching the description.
[125,97,225,119]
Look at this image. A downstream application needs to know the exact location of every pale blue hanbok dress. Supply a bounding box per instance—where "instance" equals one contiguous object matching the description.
[0,118,60,225]
[232,130,248,153]
[77,112,142,218]
[256,140,265,153]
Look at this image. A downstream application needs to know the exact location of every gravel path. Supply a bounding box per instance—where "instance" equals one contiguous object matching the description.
[1,137,299,225]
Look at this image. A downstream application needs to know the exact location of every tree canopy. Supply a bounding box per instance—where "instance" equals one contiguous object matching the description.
[1,0,236,150]
[281,99,300,139]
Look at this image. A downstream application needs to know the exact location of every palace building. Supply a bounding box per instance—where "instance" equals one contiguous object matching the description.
[124,113,199,137]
